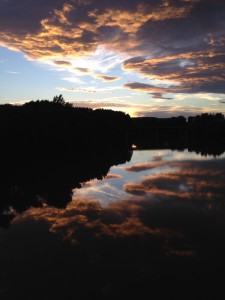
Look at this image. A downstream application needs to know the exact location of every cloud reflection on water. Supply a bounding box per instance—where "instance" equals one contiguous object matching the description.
[12,152,225,260]
[2,150,225,299]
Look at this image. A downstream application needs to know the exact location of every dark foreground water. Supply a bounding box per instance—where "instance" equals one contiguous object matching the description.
[1,149,225,299]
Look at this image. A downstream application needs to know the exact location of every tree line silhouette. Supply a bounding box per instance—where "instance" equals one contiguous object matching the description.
[132,113,225,128]
[1,95,224,159]
[0,95,131,159]
[131,113,225,155]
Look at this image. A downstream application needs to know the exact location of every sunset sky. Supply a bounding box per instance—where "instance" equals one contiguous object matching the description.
[0,0,225,117]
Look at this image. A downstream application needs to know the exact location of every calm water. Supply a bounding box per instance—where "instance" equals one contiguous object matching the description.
[1,149,225,299]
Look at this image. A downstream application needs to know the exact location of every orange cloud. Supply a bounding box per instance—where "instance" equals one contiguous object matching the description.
[104,173,123,180]
[80,173,122,188]
[90,2,194,35]
[124,165,225,199]
[125,161,168,172]
[94,74,120,82]
[14,194,183,246]
[0,0,203,60]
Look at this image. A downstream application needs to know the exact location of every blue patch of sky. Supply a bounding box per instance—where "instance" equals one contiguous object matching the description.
[0,46,64,102]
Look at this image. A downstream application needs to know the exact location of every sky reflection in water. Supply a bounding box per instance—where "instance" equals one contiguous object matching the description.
[1,149,225,299]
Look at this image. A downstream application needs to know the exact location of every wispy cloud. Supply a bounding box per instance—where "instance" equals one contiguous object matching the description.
[94,74,121,82]
[56,85,123,93]
[6,71,20,74]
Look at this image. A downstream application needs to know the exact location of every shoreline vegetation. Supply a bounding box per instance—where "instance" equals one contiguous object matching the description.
[131,114,225,156]
[0,95,225,157]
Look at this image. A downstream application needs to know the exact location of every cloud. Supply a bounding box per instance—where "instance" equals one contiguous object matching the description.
[54,60,72,66]
[150,93,173,100]
[94,74,120,82]
[123,81,179,99]
[74,67,91,74]
[124,160,225,199]
[56,85,122,93]
[72,66,121,82]
[14,195,179,245]
[57,87,97,93]
[123,52,225,95]
[105,173,123,180]
[0,1,223,59]
[70,100,132,109]
[124,82,168,93]
[81,173,122,188]
[219,100,225,104]
[6,71,20,74]
[14,157,225,261]
[125,161,168,172]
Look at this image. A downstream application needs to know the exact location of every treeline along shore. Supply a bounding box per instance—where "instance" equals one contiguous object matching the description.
[131,113,225,156]
[0,95,131,159]
[0,95,225,158]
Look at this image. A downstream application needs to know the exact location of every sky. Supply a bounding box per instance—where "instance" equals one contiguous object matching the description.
[0,0,225,117]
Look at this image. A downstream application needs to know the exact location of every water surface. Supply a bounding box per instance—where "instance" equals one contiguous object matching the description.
[1,149,225,299]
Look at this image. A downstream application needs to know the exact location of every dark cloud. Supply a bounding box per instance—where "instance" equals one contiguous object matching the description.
[0,0,63,34]
[135,0,225,55]
[123,53,225,95]
[1,0,223,57]
[74,67,91,73]
[54,60,72,66]
[123,82,165,93]
[150,93,173,100]
[219,100,225,104]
